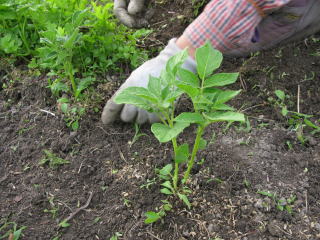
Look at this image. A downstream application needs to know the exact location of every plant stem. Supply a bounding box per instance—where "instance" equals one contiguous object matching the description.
[172,138,179,190]
[65,60,77,96]
[19,17,31,55]
[183,125,204,183]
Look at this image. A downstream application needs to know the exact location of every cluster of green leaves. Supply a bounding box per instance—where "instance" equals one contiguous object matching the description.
[258,191,296,214]
[1,0,150,98]
[273,90,320,144]
[58,97,85,131]
[145,200,172,224]
[39,150,69,169]
[0,220,26,240]
[115,42,245,222]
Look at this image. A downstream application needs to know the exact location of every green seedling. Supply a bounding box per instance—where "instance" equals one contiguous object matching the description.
[0,221,26,240]
[273,89,320,144]
[236,116,252,133]
[109,232,123,240]
[58,219,70,228]
[115,42,244,219]
[17,126,34,135]
[145,200,173,224]
[257,191,296,214]
[140,178,157,190]
[123,198,131,207]
[243,179,251,188]
[273,90,289,116]
[44,196,59,219]
[93,217,101,224]
[39,150,69,169]
[128,122,148,148]
[58,97,85,131]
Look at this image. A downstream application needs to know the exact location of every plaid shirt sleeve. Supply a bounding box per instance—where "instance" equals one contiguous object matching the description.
[183,0,291,53]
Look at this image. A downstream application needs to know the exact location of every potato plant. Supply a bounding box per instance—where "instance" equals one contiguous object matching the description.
[115,42,245,221]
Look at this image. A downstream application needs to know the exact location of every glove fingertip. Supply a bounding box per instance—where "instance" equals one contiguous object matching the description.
[120,104,138,123]
[101,100,124,124]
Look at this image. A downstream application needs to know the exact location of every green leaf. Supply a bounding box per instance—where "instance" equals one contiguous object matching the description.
[177,68,199,88]
[61,103,68,114]
[164,89,184,103]
[166,49,188,75]
[159,164,173,176]
[114,87,157,111]
[198,138,207,150]
[178,193,191,209]
[145,211,161,224]
[160,188,173,195]
[212,103,235,111]
[193,95,213,105]
[204,73,239,88]
[163,203,172,211]
[281,106,288,116]
[196,42,223,79]
[215,90,241,105]
[148,75,161,97]
[257,191,274,198]
[13,226,26,240]
[57,97,69,103]
[151,122,190,143]
[285,205,293,214]
[115,87,158,103]
[161,181,174,191]
[204,111,245,123]
[75,77,95,98]
[71,121,79,131]
[59,220,70,228]
[63,29,80,50]
[176,83,199,98]
[275,90,285,101]
[175,143,189,163]
[304,119,320,130]
[203,88,222,101]
[0,34,22,54]
[174,112,205,124]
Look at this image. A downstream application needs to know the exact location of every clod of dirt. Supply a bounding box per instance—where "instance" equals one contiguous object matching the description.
[267,220,284,237]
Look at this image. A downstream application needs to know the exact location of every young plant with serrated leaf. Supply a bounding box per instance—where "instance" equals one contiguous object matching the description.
[115,42,245,214]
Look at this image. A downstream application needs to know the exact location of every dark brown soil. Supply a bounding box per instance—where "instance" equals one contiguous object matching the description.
[1,1,320,240]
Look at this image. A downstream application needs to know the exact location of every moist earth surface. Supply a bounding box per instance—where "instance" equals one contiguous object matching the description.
[0,1,320,239]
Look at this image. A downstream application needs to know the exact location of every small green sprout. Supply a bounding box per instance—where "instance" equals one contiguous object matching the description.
[0,221,26,240]
[39,150,69,169]
[257,191,296,214]
[128,122,148,148]
[58,220,70,228]
[145,200,172,224]
[44,196,59,219]
[123,198,131,207]
[58,97,85,131]
[273,89,320,144]
[109,232,123,240]
[140,178,157,190]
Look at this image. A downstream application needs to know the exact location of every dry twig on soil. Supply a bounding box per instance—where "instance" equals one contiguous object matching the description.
[59,191,93,226]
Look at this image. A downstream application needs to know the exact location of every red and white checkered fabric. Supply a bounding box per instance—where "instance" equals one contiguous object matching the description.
[183,0,291,53]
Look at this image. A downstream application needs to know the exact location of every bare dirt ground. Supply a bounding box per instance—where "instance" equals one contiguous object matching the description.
[1,1,320,239]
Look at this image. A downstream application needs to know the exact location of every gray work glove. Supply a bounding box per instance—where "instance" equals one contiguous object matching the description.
[101,38,196,125]
[113,0,154,28]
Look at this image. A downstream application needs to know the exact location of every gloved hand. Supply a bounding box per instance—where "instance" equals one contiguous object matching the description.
[101,38,196,124]
[113,0,154,28]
